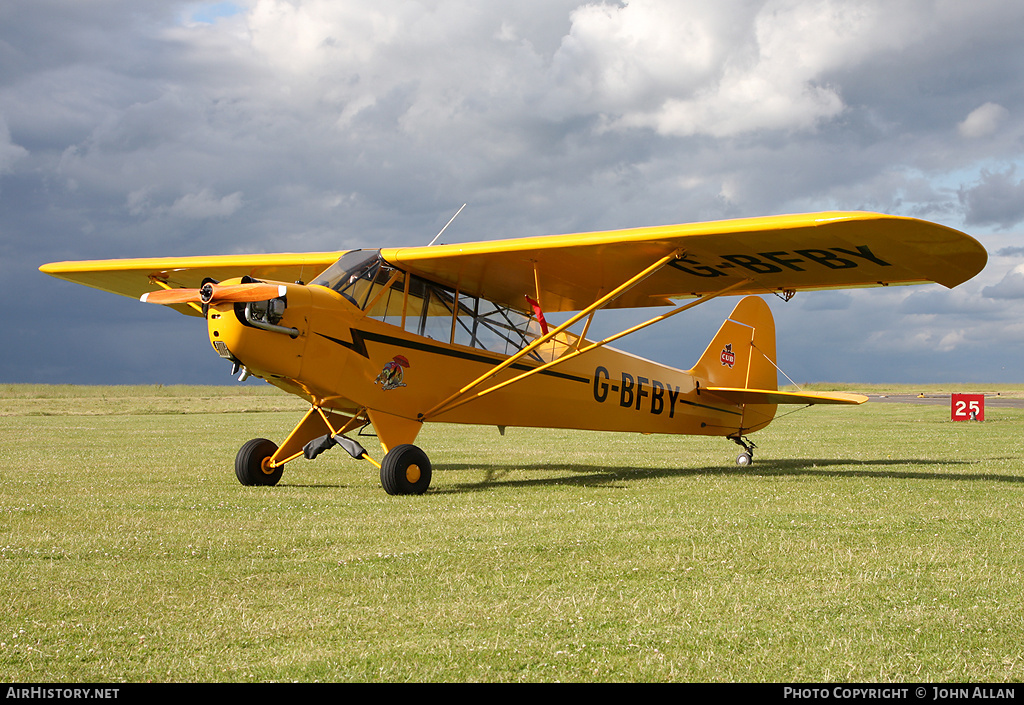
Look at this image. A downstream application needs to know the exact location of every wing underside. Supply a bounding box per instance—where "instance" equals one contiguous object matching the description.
[381,211,987,312]
[40,252,345,316]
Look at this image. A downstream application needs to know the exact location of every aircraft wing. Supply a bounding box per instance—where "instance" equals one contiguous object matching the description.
[40,252,345,316]
[381,212,987,312]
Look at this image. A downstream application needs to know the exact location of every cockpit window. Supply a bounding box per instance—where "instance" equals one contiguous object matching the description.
[311,250,383,307]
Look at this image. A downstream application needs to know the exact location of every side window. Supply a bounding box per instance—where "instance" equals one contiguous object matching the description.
[474,299,534,356]
[453,293,478,348]
[354,267,569,362]
[420,285,456,342]
[365,268,404,325]
[403,275,427,334]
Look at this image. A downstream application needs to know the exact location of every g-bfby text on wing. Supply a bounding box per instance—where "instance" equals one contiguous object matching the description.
[381,212,987,312]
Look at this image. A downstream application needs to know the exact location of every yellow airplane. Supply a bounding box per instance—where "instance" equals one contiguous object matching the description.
[40,212,987,494]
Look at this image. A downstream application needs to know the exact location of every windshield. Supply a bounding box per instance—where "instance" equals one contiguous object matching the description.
[312,250,380,293]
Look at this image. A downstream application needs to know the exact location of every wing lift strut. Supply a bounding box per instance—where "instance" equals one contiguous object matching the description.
[417,249,753,422]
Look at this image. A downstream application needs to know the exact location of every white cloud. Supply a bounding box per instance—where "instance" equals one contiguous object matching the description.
[548,0,922,138]
[982,263,1024,300]
[246,0,403,73]
[126,187,244,219]
[958,102,1009,139]
[168,189,244,219]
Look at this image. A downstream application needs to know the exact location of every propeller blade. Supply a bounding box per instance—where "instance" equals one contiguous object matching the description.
[208,283,288,303]
[140,289,202,304]
[140,283,286,306]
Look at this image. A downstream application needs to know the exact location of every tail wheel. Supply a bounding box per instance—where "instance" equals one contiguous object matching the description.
[730,435,756,467]
[380,444,432,495]
[235,438,283,486]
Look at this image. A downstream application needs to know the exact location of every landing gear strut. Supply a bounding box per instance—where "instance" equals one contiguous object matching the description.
[730,435,756,467]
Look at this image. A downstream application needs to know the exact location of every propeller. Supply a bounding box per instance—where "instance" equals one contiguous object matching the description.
[141,282,287,305]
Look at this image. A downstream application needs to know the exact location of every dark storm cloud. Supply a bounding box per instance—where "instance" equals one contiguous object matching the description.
[3,0,1024,384]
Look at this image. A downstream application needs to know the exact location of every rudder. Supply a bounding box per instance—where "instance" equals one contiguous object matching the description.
[691,296,777,393]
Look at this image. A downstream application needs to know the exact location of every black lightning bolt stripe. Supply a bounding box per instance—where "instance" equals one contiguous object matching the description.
[316,329,590,384]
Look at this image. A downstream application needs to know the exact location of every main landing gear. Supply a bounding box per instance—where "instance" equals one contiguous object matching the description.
[231,404,434,495]
[379,444,432,495]
[235,438,284,486]
[730,435,756,467]
[233,434,432,496]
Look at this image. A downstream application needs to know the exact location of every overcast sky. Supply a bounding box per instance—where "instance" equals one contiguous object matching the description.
[3,0,1024,386]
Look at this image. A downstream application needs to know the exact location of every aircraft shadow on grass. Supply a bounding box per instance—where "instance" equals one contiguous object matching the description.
[274,457,1021,492]
[427,457,1024,494]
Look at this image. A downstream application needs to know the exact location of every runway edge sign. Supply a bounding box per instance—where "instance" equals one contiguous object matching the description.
[951,393,985,421]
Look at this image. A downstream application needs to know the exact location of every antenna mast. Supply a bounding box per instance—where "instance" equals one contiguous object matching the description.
[428,203,466,246]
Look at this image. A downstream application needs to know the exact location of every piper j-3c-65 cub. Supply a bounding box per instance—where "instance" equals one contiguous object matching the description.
[40,212,987,495]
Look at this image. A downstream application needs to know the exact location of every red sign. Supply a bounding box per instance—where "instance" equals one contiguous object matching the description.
[951,393,985,421]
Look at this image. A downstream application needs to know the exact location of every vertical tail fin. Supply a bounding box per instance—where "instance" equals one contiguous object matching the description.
[691,296,778,391]
[691,296,778,434]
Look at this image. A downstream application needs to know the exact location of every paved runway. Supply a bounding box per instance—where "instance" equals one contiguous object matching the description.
[866,393,1024,408]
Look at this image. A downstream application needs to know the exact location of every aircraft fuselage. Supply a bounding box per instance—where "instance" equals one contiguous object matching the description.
[207,278,773,450]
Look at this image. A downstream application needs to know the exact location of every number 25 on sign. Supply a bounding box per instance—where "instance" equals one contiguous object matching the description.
[951,393,985,421]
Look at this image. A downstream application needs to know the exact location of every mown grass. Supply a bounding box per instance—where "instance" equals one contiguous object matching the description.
[1,384,1022,682]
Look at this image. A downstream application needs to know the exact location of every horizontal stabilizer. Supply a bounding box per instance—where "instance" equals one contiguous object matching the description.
[704,387,868,406]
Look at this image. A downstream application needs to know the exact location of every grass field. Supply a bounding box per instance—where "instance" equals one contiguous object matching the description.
[2,384,1023,682]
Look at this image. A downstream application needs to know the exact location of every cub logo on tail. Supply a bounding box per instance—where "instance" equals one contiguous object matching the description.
[720,344,735,369]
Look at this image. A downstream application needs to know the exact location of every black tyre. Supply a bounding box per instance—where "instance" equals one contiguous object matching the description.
[736,452,752,467]
[235,438,283,486]
[380,444,431,495]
